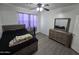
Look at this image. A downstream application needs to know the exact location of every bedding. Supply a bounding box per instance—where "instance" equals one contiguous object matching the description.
[9,34,33,47]
[0,25,37,54]
[16,34,33,41]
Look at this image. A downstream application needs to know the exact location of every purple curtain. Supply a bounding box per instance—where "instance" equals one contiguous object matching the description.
[33,15,37,28]
[23,14,29,29]
[18,13,24,24]
[18,13,37,30]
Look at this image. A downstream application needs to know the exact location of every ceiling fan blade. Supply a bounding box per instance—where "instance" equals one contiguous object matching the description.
[45,4,49,6]
[44,8,50,11]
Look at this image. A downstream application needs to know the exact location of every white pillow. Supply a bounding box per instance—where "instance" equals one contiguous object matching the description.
[16,34,33,41]
[9,38,16,47]
[24,34,33,39]
[9,34,33,47]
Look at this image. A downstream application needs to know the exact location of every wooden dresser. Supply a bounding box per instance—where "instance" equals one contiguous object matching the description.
[49,29,72,48]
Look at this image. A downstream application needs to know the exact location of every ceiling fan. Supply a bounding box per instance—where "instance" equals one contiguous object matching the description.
[30,3,50,11]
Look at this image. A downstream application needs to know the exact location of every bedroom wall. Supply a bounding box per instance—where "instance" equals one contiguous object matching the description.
[0,4,40,33]
[0,4,18,25]
[37,12,41,33]
[40,4,79,53]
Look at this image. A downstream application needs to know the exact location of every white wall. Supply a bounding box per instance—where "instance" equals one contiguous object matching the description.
[71,15,79,53]
[0,4,19,25]
[37,12,41,33]
[40,11,54,35]
[40,4,79,53]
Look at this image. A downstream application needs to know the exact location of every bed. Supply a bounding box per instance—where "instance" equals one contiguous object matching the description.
[0,25,38,55]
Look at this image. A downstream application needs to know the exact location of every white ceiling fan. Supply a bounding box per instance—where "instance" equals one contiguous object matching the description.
[30,3,50,11]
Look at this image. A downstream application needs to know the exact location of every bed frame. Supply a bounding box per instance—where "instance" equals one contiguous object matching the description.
[0,25,38,55]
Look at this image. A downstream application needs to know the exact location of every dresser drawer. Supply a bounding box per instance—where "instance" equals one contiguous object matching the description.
[49,29,72,48]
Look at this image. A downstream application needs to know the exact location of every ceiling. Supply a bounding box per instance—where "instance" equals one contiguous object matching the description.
[9,3,78,10]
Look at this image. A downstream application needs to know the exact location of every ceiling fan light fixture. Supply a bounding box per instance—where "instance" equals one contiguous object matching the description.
[36,7,43,11]
[41,4,44,7]
[36,7,40,11]
[40,7,43,11]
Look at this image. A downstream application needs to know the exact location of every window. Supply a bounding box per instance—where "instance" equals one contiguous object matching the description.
[18,12,37,30]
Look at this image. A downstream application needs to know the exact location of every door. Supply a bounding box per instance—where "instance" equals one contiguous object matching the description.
[72,15,79,53]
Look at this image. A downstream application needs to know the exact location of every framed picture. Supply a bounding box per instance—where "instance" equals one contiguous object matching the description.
[54,18,71,32]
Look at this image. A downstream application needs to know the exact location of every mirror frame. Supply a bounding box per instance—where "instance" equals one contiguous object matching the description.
[54,18,71,32]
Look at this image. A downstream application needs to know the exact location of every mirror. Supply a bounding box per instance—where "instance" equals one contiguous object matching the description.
[54,18,71,32]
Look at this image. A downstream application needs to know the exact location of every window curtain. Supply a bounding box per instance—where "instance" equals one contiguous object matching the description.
[18,13,37,31]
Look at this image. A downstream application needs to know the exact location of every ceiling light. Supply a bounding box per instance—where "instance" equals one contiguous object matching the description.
[36,7,40,11]
[40,8,43,11]
[36,7,43,11]
[42,4,44,7]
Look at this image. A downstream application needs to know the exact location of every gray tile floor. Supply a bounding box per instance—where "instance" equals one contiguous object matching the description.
[33,33,78,55]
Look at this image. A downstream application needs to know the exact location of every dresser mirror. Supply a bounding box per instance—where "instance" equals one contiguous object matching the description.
[54,18,71,32]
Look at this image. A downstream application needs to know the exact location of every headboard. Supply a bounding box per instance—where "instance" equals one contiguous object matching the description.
[2,24,25,31]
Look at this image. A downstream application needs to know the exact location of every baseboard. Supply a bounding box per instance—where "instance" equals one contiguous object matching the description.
[71,47,79,54]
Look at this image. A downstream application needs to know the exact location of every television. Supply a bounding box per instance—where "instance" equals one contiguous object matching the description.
[54,18,71,32]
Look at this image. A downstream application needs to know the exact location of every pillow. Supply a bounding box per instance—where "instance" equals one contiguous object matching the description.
[9,34,33,47]
[9,37,16,47]
[16,34,33,41]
